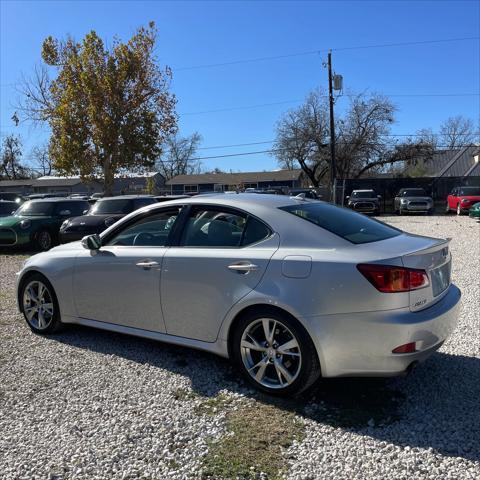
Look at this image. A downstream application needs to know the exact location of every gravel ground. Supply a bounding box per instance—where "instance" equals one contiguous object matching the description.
[0,215,479,479]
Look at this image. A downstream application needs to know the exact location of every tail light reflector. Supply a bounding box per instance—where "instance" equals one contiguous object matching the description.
[392,342,417,354]
[357,264,429,293]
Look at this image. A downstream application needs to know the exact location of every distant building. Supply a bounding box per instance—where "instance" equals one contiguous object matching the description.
[0,172,164,195]
[166,169,306,194]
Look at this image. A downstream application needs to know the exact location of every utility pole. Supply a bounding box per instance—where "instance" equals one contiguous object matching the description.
[327,51,336,204]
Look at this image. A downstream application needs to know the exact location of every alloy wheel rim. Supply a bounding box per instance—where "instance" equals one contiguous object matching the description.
[38,232,51,250]
[240,318,302,389]
[23,281,54,330]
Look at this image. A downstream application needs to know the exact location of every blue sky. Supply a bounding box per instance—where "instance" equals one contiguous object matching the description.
[1,0,479,172]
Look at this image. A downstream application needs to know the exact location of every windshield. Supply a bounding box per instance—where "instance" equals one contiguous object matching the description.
[15,202,54,216]
[89,198,134,215]
[401,189,427,197]
[280,203,401,244]
[459,187,480,196]
[351,191,376,198]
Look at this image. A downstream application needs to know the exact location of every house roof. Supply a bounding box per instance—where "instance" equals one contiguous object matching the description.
[166,169,303,186]
[0,179,34,187]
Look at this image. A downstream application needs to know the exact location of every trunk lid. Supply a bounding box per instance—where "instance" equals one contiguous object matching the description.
[401,238,451,311]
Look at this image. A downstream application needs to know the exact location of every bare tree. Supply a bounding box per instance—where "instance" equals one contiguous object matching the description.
[156,132,202,180]
[30,144,52,176]
[273,90,330,186]
[439,116,476,149]
[0,135,29,180]
[273,90,403,183]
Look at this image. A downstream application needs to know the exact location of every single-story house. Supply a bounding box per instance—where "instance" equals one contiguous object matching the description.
[166,169,306,194]
[0,172,164,196]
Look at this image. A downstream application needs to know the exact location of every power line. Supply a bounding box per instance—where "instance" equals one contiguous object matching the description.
[175,36,480,71]
[159,143,480,163]
[180,93,480,116]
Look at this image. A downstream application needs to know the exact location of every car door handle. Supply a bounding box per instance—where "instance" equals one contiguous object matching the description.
[136,260,159,270]
[227,262,259,273]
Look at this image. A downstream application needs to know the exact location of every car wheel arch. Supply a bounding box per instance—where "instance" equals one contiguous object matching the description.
[226,303,323,375]
[17,269,52,313]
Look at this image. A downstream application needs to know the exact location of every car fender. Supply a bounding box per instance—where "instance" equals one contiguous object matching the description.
[217,288,327,374]
[17,252,78,317]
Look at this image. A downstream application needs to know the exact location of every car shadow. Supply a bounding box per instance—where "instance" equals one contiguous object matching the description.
[50,325,480,463]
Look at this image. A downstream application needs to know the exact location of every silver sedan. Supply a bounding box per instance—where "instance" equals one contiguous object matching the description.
[16,194,461,396]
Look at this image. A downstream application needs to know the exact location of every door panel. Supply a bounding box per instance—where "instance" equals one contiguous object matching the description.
[74,246,166,331]
[161,238,279,342]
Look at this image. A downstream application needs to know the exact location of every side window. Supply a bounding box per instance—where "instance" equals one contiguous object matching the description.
[182,208,246,247]
[134,198,155,209]
[105,208,181,247]
[242,217,271,246]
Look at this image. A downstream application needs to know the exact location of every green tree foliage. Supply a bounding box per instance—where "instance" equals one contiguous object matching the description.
[19,22,177,194]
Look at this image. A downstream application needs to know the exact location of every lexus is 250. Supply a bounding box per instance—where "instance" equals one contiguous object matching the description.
[16,194,461,395]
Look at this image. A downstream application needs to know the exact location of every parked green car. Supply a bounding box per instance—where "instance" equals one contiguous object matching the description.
[469,202,480,220]
[0,198,90,251]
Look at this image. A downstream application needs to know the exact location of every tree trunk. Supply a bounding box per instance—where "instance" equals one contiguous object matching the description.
[103,157,114,196]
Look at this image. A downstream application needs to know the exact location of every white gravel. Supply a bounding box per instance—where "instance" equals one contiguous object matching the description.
[0,215,479,479]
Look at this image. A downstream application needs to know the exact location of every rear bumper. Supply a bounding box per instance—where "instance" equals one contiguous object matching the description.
[304,284,461,377]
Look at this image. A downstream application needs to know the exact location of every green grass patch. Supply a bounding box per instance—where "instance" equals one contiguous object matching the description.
[202,401,305,480]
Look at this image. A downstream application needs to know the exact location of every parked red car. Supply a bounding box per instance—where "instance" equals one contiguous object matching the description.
[446,186,480,215]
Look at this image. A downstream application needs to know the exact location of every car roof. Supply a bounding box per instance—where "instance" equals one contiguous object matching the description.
[143,193,315,210]
[98,195,154,200]
[25,198,90,203]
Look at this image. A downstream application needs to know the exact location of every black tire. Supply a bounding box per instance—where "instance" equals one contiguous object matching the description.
[19,273,62,334]
[35,229,53,251]
[456,204,463,216]
[231,308,320,396]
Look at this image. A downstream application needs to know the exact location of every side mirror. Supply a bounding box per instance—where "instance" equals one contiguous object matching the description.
[83,209,89,215]
[59,209,71,216]
[346,196,350,200]
[81,234,101,250]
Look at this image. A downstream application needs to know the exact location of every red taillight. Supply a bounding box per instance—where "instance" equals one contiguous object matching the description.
[357,264,429,293]
[392,342,417,354]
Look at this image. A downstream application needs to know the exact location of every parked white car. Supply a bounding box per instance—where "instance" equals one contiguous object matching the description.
[17,195,460,395]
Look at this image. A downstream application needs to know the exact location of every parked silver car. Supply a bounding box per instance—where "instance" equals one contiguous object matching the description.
[394,188,434,215]
[16,195,460,395]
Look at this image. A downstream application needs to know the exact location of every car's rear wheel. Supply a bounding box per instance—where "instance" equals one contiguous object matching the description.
[20,274,61,334]
[36,230,53,251]
[232,309,320,396]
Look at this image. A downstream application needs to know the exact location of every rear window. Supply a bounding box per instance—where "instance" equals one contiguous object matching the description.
[280,203,401,244]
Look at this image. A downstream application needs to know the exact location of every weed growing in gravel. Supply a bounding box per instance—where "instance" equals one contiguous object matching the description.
[194,392,232,416]
[202,400,305,480]
[173,387,200,401]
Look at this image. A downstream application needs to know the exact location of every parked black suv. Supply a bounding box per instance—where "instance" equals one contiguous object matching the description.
[59,195,156,243]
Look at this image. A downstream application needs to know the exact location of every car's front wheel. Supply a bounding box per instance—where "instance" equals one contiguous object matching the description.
[457,203,463,215]
[36,230,53,251]
[20,273,62,334]
[232,309,320,396]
